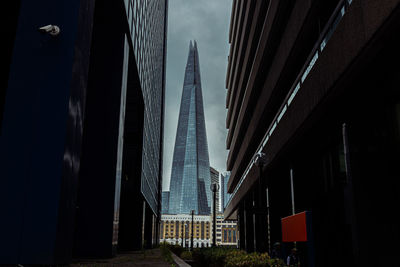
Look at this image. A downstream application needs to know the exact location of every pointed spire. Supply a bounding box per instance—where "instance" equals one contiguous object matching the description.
[169,37,210,215]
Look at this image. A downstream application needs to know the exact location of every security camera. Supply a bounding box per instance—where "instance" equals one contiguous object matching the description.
[38,25,60,36]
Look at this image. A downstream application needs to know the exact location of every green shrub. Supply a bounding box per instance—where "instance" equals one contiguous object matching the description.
[180,251,193,260]
[268,258,286,267]
[225,251,270,267]
[189,247,286,267]
[191,247,238,267]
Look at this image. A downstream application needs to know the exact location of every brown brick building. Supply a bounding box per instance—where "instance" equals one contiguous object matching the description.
[224,0,400,266]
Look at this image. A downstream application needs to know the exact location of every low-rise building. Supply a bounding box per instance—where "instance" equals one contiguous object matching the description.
[160,214,212,248]
[216,213,238,247]
[160,213,238,248]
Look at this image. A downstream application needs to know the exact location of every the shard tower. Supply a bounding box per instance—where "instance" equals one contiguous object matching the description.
[168,41,211,215]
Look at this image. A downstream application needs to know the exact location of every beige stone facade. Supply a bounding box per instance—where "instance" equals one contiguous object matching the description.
[160,214,212,247]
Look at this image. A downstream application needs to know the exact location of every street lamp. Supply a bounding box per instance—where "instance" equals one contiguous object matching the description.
[210,182,220,247]
[254,152,268,253]
[181,222,184,247]
[185,223,189,248]
[254,153,267,203]
[191,210,194,251]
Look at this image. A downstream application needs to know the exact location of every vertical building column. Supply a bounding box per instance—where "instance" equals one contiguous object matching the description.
[244,197,254,252]
[342,123,359,264]
[141,201,146,249]
[253,152,268,252]
[252,190,257,251]
[266,187,271,254]
[237,204,245,250]
[242,202,247,251]
[143,203,154,249]
[254,187,268,252]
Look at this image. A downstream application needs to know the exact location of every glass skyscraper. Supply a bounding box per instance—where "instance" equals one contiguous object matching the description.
[161,191,170,214]
[210,167,220,212]
[168,41,211,215]
[221,172,231,211]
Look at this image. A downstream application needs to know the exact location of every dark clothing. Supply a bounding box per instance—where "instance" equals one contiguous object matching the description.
[271,248,282,259]
[287,254,299,266]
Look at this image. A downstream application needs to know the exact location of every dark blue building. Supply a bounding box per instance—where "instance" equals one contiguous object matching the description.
[0,0,167,264]
[168,41,212,215]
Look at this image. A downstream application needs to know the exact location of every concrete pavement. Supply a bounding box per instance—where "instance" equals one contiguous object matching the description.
[71,248,179,267]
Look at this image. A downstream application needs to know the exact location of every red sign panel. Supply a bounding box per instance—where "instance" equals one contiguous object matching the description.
[281,211,308,242]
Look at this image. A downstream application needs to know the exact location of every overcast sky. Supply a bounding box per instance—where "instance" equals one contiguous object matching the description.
[162,0,232,191]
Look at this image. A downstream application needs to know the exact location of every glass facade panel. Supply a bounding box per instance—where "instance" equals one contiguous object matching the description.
[113,35,130,245]
[162,191,170,214]
[122,0,167,215]
[221,172,231,210]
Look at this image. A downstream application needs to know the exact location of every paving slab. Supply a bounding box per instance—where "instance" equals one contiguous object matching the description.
[71,248,173,267]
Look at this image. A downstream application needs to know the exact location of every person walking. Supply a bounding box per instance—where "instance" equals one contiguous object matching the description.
[271,242,283,260]
[286,247,300,266]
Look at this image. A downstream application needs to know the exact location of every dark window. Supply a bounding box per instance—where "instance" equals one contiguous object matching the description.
[201,222,204,239]
[223,230,227,242]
